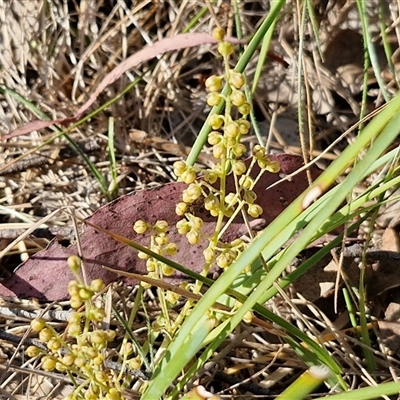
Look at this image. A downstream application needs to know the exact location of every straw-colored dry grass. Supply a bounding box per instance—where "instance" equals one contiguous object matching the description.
[0,1,400,399]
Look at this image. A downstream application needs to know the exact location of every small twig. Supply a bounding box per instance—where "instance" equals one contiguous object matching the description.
[0,139,101,175]
[214,370,271,396]
[341,243,400,262]
[0,307,73,322]
[0,226,75,240]
[0,329,48,352]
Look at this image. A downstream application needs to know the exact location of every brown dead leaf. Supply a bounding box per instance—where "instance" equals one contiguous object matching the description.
[0,154,321,300]
[366,228,400,297]
[290,252,360,303]
[380,227,400,252]
[378,292,400,354]
[324,29,364,73]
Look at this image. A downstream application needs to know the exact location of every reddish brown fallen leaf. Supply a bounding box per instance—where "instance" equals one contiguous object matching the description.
[4,33,243,140]
[0,154,321,300]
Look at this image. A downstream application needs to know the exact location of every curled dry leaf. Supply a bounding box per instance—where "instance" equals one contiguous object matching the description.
[3,33,243,140]
[0,154,321,300]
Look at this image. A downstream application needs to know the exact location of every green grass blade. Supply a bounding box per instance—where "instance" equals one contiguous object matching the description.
[314,380,400,400]
[143,93,400,396]
[277,365,331,400]
[112,305,151,372]
[142,316,214,399]
[356,0,391,101]
[182,3,214,33]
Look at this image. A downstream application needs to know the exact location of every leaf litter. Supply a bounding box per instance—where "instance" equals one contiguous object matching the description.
[1,1,400,398]
[3,33,243,140]
[0,154,321,301]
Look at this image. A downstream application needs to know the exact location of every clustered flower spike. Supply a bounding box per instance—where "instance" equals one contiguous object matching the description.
[171,26,280,275]
[27,23,283,400]
[26,256,133,400]
[133,220,178,285]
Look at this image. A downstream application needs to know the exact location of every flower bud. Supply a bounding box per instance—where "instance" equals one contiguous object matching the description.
[93,355,104,366]
[204,194,219,211]
[263,159,280,173]
[239,175,254,190]
[205,75,223,92]
[133,220,148,234]
[238,119,251,134]
[232,143,247,157]
[155,220,168,233]
[216,253,229,268]
[165,243,178,256]
[146,258,156,272]
[90,307,106,322]
[166,291,180,304]
[31,318,46,332]
[247,204,263,218]
[208,114,224,130]
[191,216,203,231]
[26,345,41,357]
[207,92,222,107]
[155,232,168,246]
[41,356,56,371]
[204,170,219,184]
[138,251,149,260]
[230,90,246,107]
[208,131,222,145]
[89,279,105,292]
[180,168,197,184]
[175,202,188,216]
[203,247,215,263]
[90,330,106,345]
[213,143,226,159]
[173,160,187,177]
[68,322,82,337]
[39,327,54,342]
[238,101,252,115]
[68,280,80,296]
[74,356,86,368]
[176,219,190,235]
[224,121,239,138]
[252,145,266,159]
[218,41,233,56]
[186,183,202,200]
[67,255,81,272]
[105,330,116,342]
[225,192,238,206]
[62,353,76,366]
[68,312,82,324]
[70,295,83,309]
[212,27,225,41]
[232,160,247,175]
[47,337,62,352]
[229,70,246,89]
[243,190,257,204]
[186,229,200,245]
[107,388,122,400]
[162,265,175,276]
[79,287,92,300]
[243,310,254,323]
[224,207,234,217]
